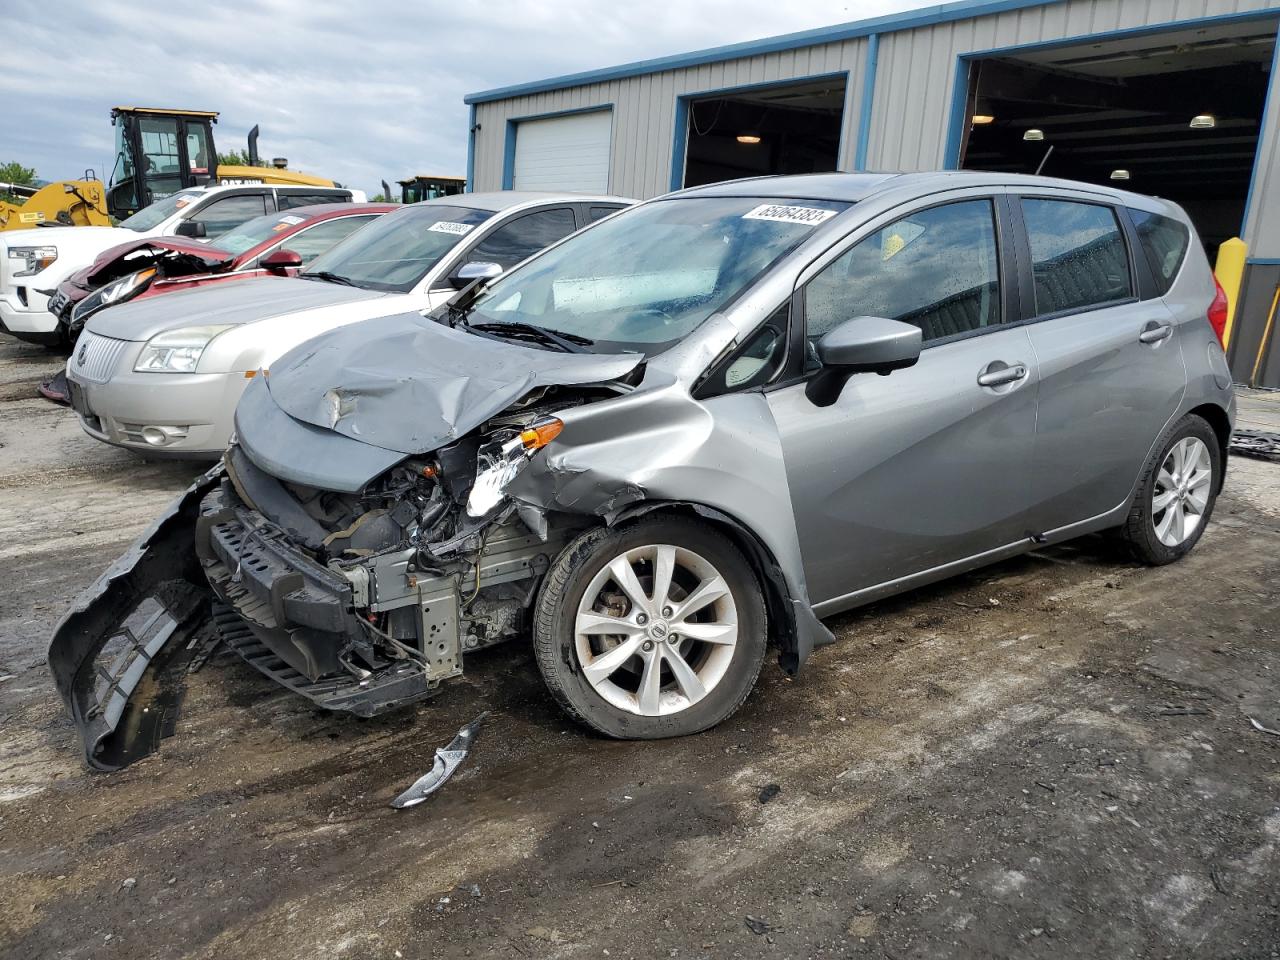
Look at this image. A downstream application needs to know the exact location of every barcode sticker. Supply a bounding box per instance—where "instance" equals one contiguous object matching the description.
[743,204,836,226]
[428,221,475,236]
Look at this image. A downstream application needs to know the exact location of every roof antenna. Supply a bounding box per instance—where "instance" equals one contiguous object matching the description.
[1034,144,1054,176]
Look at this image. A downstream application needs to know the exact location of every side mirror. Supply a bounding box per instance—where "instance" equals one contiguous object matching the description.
[806,316,922,407]
[174,219,207,239]
[260,248,303,275]
[448,260,503,290]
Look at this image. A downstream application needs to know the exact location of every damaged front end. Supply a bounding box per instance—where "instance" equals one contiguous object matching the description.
[195,410,589,719]
[48,336,632,768]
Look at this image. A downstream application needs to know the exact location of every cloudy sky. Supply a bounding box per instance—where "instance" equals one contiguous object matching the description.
[3,1,928,195]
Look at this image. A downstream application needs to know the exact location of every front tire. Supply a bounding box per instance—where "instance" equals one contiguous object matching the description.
[532,518,767,739]
[1118,413,1221,565]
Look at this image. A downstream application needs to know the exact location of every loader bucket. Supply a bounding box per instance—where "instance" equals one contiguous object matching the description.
[48,470,222,771]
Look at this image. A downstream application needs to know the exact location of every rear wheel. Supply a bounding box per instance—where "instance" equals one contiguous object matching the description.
[1118,413,1221,565]
[532,519,767,739]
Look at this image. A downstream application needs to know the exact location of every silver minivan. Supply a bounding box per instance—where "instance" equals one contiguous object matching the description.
[51,172,1235,768]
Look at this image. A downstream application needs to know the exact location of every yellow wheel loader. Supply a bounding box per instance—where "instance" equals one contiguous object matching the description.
[1,107,347,231]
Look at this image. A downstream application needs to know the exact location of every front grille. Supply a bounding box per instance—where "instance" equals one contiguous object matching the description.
[71,332,129,383]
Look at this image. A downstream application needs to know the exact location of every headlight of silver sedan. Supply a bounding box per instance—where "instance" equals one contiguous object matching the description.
[134,324,233,374]
[8,245,58,277]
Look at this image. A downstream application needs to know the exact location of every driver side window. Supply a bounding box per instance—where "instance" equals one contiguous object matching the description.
[804,199,1001,355]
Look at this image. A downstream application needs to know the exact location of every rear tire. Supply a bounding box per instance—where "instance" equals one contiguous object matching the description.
[1118,413,1221,565]
[532,518,767,739]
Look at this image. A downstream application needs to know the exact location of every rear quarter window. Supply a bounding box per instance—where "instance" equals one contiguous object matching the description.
[1128,209,1191,295]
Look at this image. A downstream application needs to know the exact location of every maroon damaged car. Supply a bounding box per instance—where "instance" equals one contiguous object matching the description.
[48,202,396,346]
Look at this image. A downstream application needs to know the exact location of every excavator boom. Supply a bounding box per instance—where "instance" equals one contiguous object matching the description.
[0,179,110,231]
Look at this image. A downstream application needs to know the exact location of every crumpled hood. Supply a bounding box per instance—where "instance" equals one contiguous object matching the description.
[264,311,644,456]
[86,275,390,342]
[85,238,232,286]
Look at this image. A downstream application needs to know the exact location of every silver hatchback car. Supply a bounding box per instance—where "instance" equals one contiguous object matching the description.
[52,172,1234,767]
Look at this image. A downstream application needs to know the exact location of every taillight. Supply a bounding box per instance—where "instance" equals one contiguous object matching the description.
[1207,278,1229,346]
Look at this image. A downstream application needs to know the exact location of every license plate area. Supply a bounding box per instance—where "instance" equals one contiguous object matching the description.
[68,379,93,418]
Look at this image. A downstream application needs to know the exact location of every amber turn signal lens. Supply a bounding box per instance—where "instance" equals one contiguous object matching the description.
[520,418,564,450]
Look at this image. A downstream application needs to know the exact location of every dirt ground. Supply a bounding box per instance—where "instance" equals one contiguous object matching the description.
[1,337,1278,960]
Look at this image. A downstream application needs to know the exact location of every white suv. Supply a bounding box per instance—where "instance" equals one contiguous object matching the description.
[1,183,363,346]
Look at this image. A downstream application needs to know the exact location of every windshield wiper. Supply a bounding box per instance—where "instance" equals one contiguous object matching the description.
[305,270,357,287]
[466,321,593,354]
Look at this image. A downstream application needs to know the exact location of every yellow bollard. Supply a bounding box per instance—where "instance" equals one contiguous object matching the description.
[1214,237,1247,349]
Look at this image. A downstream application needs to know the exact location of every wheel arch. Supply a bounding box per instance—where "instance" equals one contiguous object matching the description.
[606,499,807,673]
[1187,402,1231,493]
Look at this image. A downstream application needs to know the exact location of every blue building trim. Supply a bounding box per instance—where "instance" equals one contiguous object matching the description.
[465,103,476,193]
[501,104,614,191]
[667,72,852,193]
[1248,258,1280,265]
[942,7,1280,171]
[1242,35,1280,241]
[854,33,880,172]
[465,0,1063,104]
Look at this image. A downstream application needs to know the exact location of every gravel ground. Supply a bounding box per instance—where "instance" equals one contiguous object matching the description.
[1,338,1278,960]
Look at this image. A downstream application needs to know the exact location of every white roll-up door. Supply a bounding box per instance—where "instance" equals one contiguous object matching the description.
[512,110,612,193]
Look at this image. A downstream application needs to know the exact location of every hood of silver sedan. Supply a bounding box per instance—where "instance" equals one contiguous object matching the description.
[262,311,644,456]
[85,275,390,342]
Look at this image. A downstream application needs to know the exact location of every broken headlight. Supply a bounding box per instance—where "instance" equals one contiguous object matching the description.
[8,245,57,277]
[135,324,233,373]
[465,418,563,518]
[99,268,156,305]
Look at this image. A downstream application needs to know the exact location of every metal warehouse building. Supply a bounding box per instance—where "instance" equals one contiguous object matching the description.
[464,0,1280,386]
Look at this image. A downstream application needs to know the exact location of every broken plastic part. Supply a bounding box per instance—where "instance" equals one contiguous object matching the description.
[47,469,221,770]
[520,417,564,450]
[390,711,489,808]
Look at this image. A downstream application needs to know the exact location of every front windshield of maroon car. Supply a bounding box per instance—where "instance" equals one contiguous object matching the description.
[214,211,316,257]
[463,196,850,353]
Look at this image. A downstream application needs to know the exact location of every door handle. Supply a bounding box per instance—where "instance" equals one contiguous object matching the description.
[977,362,1029,388]
[1139,321,1173,344]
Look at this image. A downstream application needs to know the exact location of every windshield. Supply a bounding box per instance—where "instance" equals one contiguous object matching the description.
[214,211,314,256]
[302,204,493,292]
[118,189,203,232]
[462,196,850,353]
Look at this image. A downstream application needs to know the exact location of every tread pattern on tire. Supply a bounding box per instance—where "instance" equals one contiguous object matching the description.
[1118,412,1220,566]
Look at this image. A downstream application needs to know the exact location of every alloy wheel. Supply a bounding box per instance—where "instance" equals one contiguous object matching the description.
[574,544,739,717]
[1151,436,1213,547]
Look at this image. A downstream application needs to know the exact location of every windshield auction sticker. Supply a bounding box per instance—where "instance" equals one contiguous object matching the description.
[743,204,837,226]
[428,221,476,236]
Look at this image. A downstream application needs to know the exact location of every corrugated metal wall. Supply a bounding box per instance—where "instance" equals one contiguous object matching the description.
[865,0,1280,257]
[472,0,1280,253]
[472,41,869,200]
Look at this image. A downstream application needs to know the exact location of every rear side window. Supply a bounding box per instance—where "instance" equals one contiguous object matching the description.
[1129,209,1191,295]
[278,191,349,210]
[1021,199,1132,316]
[587,205,620,223]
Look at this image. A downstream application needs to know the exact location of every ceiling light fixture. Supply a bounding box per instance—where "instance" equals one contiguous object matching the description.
[1110,169,1131,181]
[736,133,762,144]
[1190,114,1216,129]
[1023,128,1045,141]
[971,114,995,125]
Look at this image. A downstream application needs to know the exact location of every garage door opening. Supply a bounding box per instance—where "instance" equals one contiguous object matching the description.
[680,78,846,188]
[958,18,1278,257]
